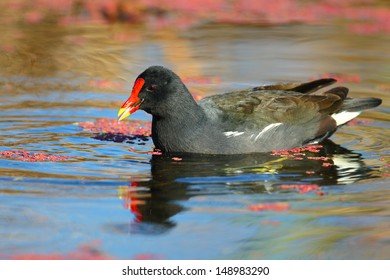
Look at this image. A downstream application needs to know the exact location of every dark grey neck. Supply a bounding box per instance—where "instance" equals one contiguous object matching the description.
[151,101,207,153]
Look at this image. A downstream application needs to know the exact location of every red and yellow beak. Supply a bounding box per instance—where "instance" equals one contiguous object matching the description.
[117,78,145,122]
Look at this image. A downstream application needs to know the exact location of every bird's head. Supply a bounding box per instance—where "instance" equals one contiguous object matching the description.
[117,66,186,121]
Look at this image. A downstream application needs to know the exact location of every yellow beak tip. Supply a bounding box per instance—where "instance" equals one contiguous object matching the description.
[117,107,130,122]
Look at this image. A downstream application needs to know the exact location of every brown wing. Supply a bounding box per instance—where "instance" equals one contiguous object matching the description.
[231,78,337,95]
[200,79,348,138]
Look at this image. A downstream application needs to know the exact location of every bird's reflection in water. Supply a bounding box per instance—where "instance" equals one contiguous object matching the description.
[117,140,376,234]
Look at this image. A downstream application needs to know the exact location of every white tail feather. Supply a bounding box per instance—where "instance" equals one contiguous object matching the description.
[331,111,361,126]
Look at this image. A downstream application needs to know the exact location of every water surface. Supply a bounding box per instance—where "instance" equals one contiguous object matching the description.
[0,16,389,259]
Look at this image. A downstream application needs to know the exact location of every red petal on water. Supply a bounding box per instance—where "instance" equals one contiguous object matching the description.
[79,118,151,136]
[172,157,183,161]
[248,203,290,212]
[132,253,165,260]
[262,219,280,226]
[346,119,373,126]
[149,148,163,155]
[293,157,304,160]
[317,73,361,83]
[307,156,331,161]
[182,76,222,84]
[1,44,16,53]
[6,0,390,34]
[271,145,324,158]
[88,79,125,90]
[25,11,43,24]
[279,184,321,194]
[8,242,110,260]
[0,150,73,162]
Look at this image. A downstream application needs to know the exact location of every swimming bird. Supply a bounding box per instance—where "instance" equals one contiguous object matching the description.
[118,66,381,154]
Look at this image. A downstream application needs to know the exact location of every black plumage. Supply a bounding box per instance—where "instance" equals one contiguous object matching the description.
[118,66,382,154]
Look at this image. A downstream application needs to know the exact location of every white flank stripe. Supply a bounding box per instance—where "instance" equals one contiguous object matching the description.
[332,111,361,126]
[254,122,282,141]
[224,131,245,138]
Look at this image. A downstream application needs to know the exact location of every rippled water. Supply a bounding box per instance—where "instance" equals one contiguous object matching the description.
[0,18,389,259]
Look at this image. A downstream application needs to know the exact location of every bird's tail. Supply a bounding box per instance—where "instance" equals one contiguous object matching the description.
[331,97,382,126]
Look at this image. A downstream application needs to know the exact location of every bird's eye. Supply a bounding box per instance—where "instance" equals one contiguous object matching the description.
[146,84,157,92]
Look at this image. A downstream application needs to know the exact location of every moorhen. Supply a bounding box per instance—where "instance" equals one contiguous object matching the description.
[118,66,382,154]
